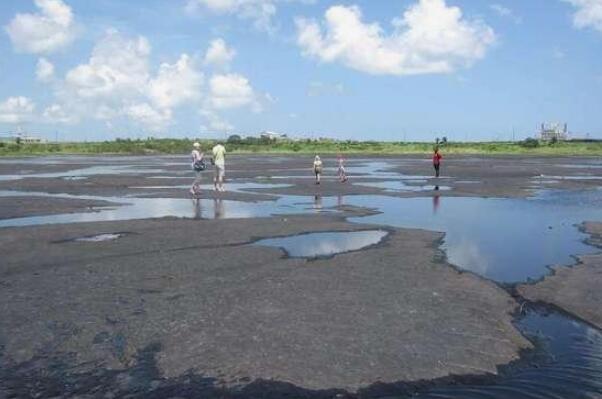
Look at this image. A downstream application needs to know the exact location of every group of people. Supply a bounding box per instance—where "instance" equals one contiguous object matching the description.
[190,142,226,195]
[190,143,443,196]
[312,154,348,185]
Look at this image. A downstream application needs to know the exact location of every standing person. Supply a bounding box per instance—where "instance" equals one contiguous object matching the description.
[337,154,348,182]
[433,147,442,178]
[313,155,323,185]
[212,142,227,192]
[190,142,205,196]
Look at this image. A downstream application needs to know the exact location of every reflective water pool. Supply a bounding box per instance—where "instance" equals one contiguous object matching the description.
[413,308,602,399]
[346,190,602,283]
[0,191,337,227]
[355,180,451,192]
[254,230,388,259]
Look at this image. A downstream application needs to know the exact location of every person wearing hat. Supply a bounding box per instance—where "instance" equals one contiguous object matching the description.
[190,142,205,196]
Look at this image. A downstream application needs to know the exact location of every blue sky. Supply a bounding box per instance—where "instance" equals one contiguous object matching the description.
[0,0,601,141]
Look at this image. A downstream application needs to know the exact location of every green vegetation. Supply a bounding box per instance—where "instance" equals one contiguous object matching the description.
[1,137,601,156]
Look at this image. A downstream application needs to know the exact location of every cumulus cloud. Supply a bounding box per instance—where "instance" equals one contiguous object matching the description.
[200,109,234,132]
[489,4,522,23]
[36,30,261,133]
[296,0,496,76]
[186,0,277,31]
[204,38,236,68]
[36,57,55,82]
[0,96,36,123]
[208,73,257,109]
[124,103,173,132]
[5,0,76,54]
[64,30,150,99]
[43,103,77,124]
[563,0,602,34]
[148,54,204,109]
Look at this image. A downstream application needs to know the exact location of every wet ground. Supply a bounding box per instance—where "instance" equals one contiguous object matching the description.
[1,154,601,398]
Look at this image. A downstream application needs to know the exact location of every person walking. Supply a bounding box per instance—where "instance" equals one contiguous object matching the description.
[337,154,348,182]
[313,155,323,185]
[433,147,442,178]
[190,142,205,196]
[212,142,227,192]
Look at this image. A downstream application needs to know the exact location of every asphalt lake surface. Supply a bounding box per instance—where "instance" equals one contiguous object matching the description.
[1,155,602,398]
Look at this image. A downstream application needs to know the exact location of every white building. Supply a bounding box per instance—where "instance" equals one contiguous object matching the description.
[0,132,45,143]
[539,122,568,141]
[260,131,287,140]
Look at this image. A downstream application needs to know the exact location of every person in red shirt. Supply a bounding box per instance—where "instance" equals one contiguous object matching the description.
[433,147,442,177]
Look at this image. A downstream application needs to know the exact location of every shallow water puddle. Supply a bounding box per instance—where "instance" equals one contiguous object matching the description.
[0,191,340,227]
[0,165,166,181]
[131,182,293,194]
[74,233,124,242]
[346,190,602,283]
[414,309,602,399]
[355,180,451,192]
[254,230,387,259]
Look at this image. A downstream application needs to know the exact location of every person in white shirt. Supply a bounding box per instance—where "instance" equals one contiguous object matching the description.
[212,142,226,192]
[190,142,204,196]
[313,155,323,185]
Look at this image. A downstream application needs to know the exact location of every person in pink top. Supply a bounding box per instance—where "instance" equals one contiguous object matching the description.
[337,154,348,182]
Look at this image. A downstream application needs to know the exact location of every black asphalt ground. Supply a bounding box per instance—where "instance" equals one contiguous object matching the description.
[0,154,601,398]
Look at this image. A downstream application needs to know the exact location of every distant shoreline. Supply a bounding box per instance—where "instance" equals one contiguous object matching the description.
[1,139,601,156]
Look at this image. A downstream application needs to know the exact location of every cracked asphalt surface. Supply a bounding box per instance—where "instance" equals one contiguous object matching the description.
[0,154,601,397]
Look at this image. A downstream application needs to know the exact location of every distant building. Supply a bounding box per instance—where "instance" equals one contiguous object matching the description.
[260,131,287,141]
[540,122,568,141]
[0,132,45,143]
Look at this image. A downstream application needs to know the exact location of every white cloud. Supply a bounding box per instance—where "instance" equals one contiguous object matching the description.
[208,73,256,109]
[0,96,36,123]
[204,38,236,68]
[490,4,522,23]
[200,109,234,132]
[36,57,55,82]
[186,0,277,31]
[148,54,203,109]
[64,30,150,99]
[37,30,261,132]
[43,103,77,124]
[5,0,76,54]
[296,0,496,76]
[124,103,172,132]
[563,0,602,34]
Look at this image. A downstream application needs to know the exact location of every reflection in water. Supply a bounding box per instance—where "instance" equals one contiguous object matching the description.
[414,309,602,399]
[313,195,323,211]
[337,195,344,207]
[214,198,225,219]
[432,192,440,214]
[0,190,342,227]
[255,230,388,258]
[347,191,602,283]
[193,199,202,220]
[355,180,451,193]
[74,233,124,242]
[0,165,165,181]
